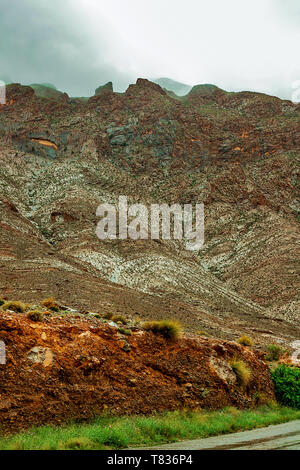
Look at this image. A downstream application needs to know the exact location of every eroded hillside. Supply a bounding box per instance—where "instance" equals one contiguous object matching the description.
[0,79,299,345]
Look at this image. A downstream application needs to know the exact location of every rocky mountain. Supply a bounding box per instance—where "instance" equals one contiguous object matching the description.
[0,78,299,347]
[29,83,68,101]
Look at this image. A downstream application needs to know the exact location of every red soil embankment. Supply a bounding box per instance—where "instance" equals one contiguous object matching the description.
[0,312,275,433]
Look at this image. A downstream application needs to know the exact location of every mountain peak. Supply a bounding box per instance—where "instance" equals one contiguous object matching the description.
[126,78,166,96]
[95,82,113,95]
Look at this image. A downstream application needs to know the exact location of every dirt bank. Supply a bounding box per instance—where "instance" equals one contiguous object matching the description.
[0,311,275,433]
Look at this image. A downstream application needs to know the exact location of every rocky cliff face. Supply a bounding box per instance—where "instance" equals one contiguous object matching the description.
[0,79,299,346]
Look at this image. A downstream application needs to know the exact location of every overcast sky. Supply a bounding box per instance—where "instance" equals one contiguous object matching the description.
[0,0,299,98]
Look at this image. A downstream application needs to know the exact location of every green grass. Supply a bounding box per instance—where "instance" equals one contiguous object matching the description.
[0,405,299,450]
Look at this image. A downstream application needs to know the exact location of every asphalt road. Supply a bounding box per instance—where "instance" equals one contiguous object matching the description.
[133,420,300,450]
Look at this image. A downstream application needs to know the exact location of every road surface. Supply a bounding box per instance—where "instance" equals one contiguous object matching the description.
[132,420,300,450]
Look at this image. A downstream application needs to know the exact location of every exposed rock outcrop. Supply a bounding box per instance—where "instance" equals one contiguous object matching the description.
[95,81,113,95]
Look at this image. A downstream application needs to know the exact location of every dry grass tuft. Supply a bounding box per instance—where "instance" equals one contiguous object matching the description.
[26,311,44,322]
[2,300,26,313]
[237,335,254,347]
[103,312,113,320]
[142,319,182,340]
[266,344,285,362]
[231,359,252,386]
[111,314,127,325]
[41,297,60,312]
[118,327,132,336]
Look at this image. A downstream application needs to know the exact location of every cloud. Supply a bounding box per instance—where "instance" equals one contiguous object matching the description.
[0,0,299,99]
[97,0,300,99]
[273,0,300,28]
[0,0,133,96]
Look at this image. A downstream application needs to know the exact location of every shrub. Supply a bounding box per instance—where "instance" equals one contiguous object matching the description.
[231,359,251,386]
[237,335,254,347]
[0,299,5,307]
[142,320,182,340]
[118,328,132,336]
[26,311,44,322]
[266,344,285,362]
[103,312,113,320]
[50,306,60,312]
[41,297,55,308]
[271,365,300,409]
[2,301,25,313]
[41,297,59,312]
[111,314,127,325]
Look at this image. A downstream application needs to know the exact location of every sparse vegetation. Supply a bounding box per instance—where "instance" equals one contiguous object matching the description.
[196,330,210,337]
[271,365,300,409]
[58,437,96,450]
[41,297,54,308]
[266,344,285,362]
[231,359,252,386]
[253,392,270,406]
[118,328,132,336]
[26,311,44,322]
[51,306,60,312]
[103,312,113,320]
[142,320,182,340]
[237,335,254,347]
[41,297,60,312]
[2,300,26,313]
[0,405,299,450]
[111,314,127,325]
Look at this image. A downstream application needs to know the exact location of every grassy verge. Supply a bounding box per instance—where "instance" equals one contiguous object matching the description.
[1,405,300,450]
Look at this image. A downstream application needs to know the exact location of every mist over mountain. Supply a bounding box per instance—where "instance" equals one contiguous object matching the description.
[152,78,192,96]
[0,0,299,99]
